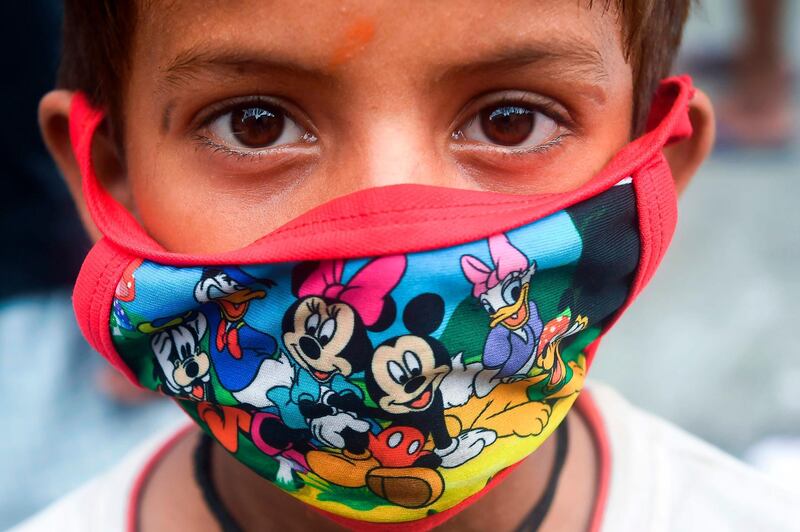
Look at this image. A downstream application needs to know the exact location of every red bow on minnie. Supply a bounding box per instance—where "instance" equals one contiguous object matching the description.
[298,256,407,326]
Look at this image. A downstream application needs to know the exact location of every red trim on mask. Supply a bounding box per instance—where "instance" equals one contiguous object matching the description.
[585,80,692,370]
[124,392,611,531]
[320,461,523,531]
[73,238,140,383]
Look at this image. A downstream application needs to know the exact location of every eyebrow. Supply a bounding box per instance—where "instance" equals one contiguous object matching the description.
[445,39,608,78]
[158,37,610,130]
[438,40,610,102]
[160,45,335,89]
[163,35,609,85]
[158,45,339,131]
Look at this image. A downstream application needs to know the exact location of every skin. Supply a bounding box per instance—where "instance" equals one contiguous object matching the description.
[39,0,715,530]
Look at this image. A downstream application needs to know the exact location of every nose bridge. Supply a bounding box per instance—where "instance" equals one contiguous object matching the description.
[317,66,467,201]
[328,80,454,189]
[358,115,439,188]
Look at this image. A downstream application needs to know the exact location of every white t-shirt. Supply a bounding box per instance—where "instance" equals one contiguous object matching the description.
[11,384,800,532]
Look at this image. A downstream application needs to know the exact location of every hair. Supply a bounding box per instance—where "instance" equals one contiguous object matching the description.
[612,0,693,131]
[57,0,691,137]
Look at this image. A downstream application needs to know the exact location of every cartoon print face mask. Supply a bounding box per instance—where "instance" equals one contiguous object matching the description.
[70,77,694,529]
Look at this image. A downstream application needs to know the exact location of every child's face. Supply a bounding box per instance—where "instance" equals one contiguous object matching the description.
[109,1,635,252]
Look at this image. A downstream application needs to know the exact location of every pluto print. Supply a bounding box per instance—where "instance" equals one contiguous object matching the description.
[108,179,639,523]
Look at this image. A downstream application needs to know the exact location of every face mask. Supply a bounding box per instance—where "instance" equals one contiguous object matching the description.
[70,76,694,529]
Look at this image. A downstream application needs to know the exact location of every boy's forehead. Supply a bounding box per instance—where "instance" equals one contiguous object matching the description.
[137,0,627,91]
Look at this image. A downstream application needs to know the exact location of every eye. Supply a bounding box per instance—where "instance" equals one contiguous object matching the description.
[318,318,337,346]
[206,102,311,150]
[388,360,407,385]
[305,313,320,336]
[179,343,191,359]
[481,299,494,314]
[502,278,522,306]
[403,351,422,377]
[455,99,560,149]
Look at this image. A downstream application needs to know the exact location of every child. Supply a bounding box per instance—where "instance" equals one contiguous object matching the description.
[21,1,796,531]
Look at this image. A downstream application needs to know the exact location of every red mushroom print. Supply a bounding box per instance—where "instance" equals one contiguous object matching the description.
[535,311,588,389]
[115,258,143,302]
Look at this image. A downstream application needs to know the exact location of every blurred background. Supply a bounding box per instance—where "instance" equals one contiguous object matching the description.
[1,0,798,528]
[594,0,800,493]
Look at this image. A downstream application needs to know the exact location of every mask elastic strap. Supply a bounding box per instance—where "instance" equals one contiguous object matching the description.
[68,94,164,251]
[646,75,695,146]
[581,76,695,370]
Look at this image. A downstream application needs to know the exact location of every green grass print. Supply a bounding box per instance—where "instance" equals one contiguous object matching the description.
[301,473,391,511]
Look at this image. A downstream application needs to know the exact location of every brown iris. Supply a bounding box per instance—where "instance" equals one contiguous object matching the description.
[230,105,284,148]
[479,105,534,146]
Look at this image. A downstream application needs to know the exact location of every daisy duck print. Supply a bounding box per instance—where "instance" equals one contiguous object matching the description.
[461,234,588,395]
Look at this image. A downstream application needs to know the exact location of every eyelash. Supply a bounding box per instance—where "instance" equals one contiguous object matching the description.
[492,133,572,158]
[461,97,570,129]
[191,92,575,160]
[191,95,316,160]
[192,133,268,161]
[453,94,575,155]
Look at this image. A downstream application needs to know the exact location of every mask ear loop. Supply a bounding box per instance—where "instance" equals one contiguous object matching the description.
[645,76,695,146]
[69,94,151,385]
[68,93,165,251]
[583,75,695,370]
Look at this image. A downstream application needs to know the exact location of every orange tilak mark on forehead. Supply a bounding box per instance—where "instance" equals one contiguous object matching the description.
[328,16,376,69]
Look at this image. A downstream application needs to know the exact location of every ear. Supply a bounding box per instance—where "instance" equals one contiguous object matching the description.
[369,296,397,332]
[663,88,716,196]
[291,261,321,296]
[402,293,445,336]
[39,90,131,242]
